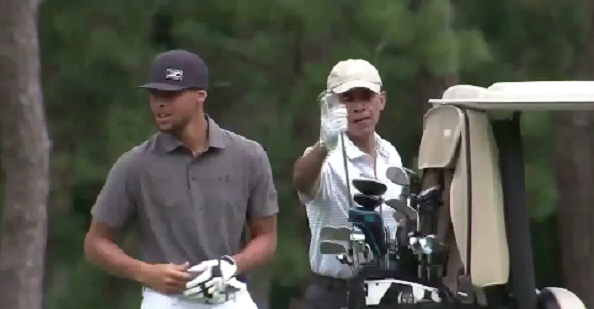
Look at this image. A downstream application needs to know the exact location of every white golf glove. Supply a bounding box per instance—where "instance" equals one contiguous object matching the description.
[183,256,238,300]
[184,278,246,304]
[319,91,348,151]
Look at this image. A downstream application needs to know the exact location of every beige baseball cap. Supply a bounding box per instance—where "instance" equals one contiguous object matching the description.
[327,59,382,94]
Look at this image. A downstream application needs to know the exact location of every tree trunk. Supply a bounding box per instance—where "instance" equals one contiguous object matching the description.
[554,111,594,306]
[0,0,51,308]
[554,1,594,307]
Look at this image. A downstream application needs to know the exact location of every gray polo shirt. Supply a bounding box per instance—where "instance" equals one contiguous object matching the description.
[90,117,279,265]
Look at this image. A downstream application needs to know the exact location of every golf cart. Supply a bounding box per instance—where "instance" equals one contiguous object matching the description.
[319,81,590,308]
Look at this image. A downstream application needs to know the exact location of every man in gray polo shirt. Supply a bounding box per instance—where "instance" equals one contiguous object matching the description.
[293,59,403,309]
[84,49,279,309]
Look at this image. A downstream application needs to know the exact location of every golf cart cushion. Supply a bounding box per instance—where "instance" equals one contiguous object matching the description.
[348,208,387,255]
[452,108,509,287]
[418,105,464,169]
[418,106,510,288]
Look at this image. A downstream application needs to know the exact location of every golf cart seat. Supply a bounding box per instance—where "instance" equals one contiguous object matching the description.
[417,85,509,291]
[348,208,388,256]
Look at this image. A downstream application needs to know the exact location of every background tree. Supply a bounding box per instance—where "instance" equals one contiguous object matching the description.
[554,0,594,305]
[0,0,52,308]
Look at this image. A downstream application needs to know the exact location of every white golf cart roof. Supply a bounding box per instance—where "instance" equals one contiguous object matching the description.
[428,81,594,110]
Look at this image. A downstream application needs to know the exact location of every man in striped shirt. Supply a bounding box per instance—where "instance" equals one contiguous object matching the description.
[292,59,404,309]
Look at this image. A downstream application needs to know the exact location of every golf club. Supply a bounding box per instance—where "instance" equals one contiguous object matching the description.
[320,240,348,255]
[385,198,418,221]
[337,254,354,266]
[386,166,411,186]
[320,226,352,241]
[352,178,387,196]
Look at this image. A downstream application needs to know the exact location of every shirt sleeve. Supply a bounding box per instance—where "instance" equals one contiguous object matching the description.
[247,143,279,221]
[296,146,332,205]
[90,150,139,230]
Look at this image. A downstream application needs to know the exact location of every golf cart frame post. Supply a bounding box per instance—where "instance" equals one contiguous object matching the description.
[424,81,594,309]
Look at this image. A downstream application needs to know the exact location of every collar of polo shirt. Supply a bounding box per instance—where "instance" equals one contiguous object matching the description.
[341,133,389,160]
[157,114,226,153]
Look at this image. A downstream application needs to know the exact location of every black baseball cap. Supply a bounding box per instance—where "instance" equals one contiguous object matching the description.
[139,49,209,92]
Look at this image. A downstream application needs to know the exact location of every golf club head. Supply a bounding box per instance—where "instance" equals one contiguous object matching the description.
[409,236,423,254]
[386,166,411,186]
[415,186,442,204]
[392,210,406,222]
[350,230,365,242]
[402,167,418,177]
[419,235,448,255]
[365,243,375,263]
[359,249,370,264]
[352,178,387,196]
[320,226,352,242]
[354,193,383,210]
[366,243,373,255]
[354,249,370,264]
[352,241,368,263]
[320,241,348,255]
[337,254,354,265]
[385,198,418,221]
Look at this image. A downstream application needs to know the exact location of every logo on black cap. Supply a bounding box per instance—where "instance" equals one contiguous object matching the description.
[165,68,184,81]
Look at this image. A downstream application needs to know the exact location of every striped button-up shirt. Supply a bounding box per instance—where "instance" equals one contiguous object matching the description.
[298,133,403,279]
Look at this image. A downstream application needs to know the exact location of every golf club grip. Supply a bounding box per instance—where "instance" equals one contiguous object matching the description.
[341,133,353,209]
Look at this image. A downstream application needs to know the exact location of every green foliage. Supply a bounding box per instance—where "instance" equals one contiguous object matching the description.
[46,260,110,309]
[531,214,561,287]
[522,112,558,220]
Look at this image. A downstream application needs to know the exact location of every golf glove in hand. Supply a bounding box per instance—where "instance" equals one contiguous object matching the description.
[184,278,246,304]
[183,255,238,300]
[319,91,348,151]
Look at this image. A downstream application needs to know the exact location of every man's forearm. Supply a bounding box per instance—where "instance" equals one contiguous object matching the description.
[84,237,148,282]
[232,233,276,274]
[293,142,328,194]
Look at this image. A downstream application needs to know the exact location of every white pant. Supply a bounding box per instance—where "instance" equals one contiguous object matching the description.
[140,287,258,309]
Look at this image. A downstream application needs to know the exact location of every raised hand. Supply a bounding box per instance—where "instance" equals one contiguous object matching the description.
[319,91,348,151]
